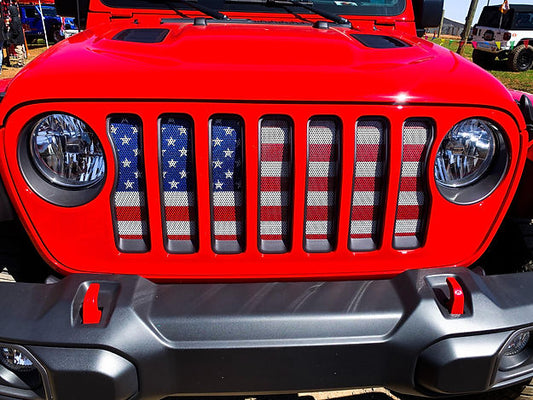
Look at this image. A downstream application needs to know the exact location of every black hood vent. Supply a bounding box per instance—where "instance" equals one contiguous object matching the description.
[113,28,169,43]
[351,34,410,49]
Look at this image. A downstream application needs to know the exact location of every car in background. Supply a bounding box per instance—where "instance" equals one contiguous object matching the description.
[19,4,63,43]
[472,4,533,71]
[61,16,78,38]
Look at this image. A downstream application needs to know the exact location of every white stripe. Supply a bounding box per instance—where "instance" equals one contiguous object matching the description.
[398,191,425,206]
[115,192,144,207]
[260,221,288,235]
[394,219,420,234]
[260,191,289,207]
[213,191,243,207]
[309,123,335,144]
[401,162,423,177]
[350,220,376,234]
[352,191,381,206]
[356,124,383,145]
[305,220,334,235]
[261,125,289,144]
[166,220,196,235]
[308,162,336,177]
[354,161,383,177]
[117,220,144,235]
[306,191,335,207]
[403,125,428,145]
[261,161,290,177]
[164,191,194,207]
[214,220,242,235]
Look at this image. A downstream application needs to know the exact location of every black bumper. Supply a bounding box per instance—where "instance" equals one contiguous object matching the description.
[1,268,533,400]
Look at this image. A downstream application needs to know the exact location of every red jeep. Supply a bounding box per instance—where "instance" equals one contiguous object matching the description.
[1,0,533,399]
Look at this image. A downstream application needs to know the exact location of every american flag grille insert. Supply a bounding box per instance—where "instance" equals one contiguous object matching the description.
[304,118,341,253]
[160,116,198,253]
[109,115,150,252]
[394,119,432,249]
[259,117,293,253]
[210,117,245,254]
[349,119,387,251]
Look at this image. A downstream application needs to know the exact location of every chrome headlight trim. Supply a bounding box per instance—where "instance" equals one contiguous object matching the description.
[29,114,105,188]
[434,118,509,205]
[18,113,107,207]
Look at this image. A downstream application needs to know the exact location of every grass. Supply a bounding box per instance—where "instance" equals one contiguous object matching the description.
[428,37,533,93]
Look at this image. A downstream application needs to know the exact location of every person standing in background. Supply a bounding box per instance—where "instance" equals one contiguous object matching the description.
[8,3,24,68]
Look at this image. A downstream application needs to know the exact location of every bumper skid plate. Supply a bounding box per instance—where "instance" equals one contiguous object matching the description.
[1,268,533,399]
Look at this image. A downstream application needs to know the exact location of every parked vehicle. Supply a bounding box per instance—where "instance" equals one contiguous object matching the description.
[60,17,78,39]
[472,4,533,71]
[19,4,62,43]
[1,0,533,399]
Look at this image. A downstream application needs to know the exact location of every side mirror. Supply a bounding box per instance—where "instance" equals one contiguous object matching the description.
[55,0,89,29]
[412,0,444,29]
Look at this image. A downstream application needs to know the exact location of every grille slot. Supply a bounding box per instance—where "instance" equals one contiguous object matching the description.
[349,119,387,252]
[160,116,198,253]
[210,116,245,254]
[109,115,150,252]
[394,119,432,249]
[304,118,341,253]
[259,118,293,253]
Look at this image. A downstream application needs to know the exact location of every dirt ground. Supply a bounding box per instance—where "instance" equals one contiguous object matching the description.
[0,45,48,80]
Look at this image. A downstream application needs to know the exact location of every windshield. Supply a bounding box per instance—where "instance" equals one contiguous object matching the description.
[477,6,533,30]
[41,6,58,17]
[101,0,405,16]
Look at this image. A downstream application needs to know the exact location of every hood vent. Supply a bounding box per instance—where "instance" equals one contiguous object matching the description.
[351,34,410,49]
[113,28,169,43]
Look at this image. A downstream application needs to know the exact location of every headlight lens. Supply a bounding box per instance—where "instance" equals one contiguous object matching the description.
[30,114,105,188]
[434,119,497,187]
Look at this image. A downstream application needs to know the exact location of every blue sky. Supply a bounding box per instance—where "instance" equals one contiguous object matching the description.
[444,0,533,23]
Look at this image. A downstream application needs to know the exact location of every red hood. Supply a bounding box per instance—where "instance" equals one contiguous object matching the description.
[0,20,519,111]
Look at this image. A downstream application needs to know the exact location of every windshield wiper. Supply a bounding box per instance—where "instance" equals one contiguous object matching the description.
[228,0,351,27]
[164,0,230,20]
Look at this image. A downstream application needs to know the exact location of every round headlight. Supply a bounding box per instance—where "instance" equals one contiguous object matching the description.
[435,119,497,188]
[30,114,105,188]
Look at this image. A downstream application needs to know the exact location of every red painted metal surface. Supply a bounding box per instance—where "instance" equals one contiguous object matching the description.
[446,277,465,315]
[0,5,529,281]
[82,283,102,324]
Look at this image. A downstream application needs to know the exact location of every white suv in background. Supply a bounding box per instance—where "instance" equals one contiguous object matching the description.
[472,4,533,71]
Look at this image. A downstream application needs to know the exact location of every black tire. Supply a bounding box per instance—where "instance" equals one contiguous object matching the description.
[472,49,496,69]
[392,379,530,400]
[508,44,533,72]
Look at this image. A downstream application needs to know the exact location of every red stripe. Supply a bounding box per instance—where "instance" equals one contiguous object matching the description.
[306,234,329,240]
[261,143,289,161]
[307,177,336,191]
[119,235,144,240]
[396,205,423,220]
[395,232,416,237]
[213,206,243,221]
[260,177,291,191]
[115,206,142,221]
[351,205,378,221]
[260,234,284,240]
[214,235,238,240]
[306,206,331,221]
[350,233,373,239]
[165,206,195,221]
[353,177,382,191]
[260,206,289,221]
[168,235,193,240]
[402,144,426,162]
[399,177,422,191]
[309,143,337,162]
[355,144,383,162]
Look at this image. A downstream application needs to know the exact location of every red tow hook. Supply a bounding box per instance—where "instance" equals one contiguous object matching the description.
[83,283,102,324]
[446,277,465,315]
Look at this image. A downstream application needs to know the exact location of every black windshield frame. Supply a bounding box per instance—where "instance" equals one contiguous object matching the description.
[100,0,406,17]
